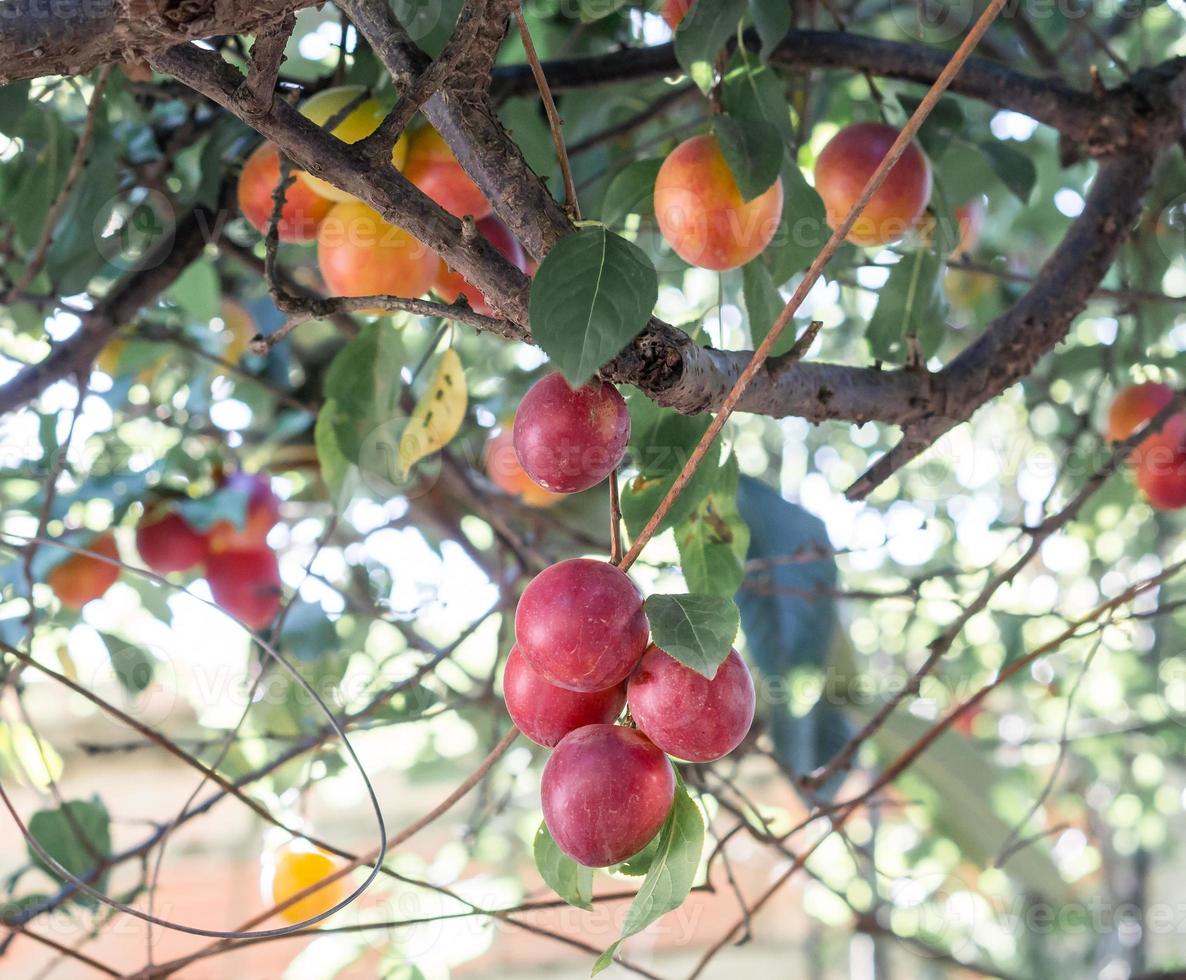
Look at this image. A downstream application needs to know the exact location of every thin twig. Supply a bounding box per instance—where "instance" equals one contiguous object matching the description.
[514,4,580,217]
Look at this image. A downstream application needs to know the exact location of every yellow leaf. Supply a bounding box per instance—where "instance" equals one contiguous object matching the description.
[398,348,467,477]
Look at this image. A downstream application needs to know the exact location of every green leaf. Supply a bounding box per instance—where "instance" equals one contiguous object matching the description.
[735,476,850,798]
[748,0,791,60]
[315,398,355,506]
[99,634,155,694]
[721,63,794,146]
[26,798,111,904]
[713,115,783,201]
[168,260,220,324]
[533,822,594,910]
[620,392,719,538]
[978,140,1037,204]
[324,322,404,462]
[579,0,627,21]
[7,112,74,256]
[0,80,30,132]
[645,593,740,678]
[763,159,828,285]
[600,159,662,227]
[676,455,750,597]
[897,94,964,163]
[742,259,783,348]
[593,783,703,973]
[674,0,748,93]
[529,226,657,387]
[866,247,947,363]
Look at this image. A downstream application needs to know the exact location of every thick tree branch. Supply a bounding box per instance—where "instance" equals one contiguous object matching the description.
[0,0,319,86]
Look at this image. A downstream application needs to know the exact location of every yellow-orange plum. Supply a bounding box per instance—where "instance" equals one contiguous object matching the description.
[296,86,409,202]
[654,134,784,271]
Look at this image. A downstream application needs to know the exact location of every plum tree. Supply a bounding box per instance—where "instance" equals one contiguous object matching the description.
[484,425,562,508]
[512,373,630,494]
[236,142,334,242]
[46,534,121,609]
[814,122,932,247]
[654,134,784,271]
[206,547,282,630]
[296,86,409,202]
[316,201,439,306]
[404,125,491,220]
[627,646,755,762]
[135,507,207,575]
[5,2,1186,975]
[515,558,649,692]
[541,725,674,867]
[502,645,626,747]
[265,843,347,925]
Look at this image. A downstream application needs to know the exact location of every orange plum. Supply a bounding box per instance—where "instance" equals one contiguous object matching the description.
[47,533,120,609]
[237,142,334,242]
[1106,382,1174,443]
[316,201,439,310]
[654,133,784,271]
[264,843,347,925]
[404,125,491,220]
[484,426,562,508]
[662,0,693,29]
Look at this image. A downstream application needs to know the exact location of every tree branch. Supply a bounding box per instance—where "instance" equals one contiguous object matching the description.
[0,0,320,86]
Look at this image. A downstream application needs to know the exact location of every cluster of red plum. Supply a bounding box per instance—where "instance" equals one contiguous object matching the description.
[501,372,757,868]
[47,472,284,629]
